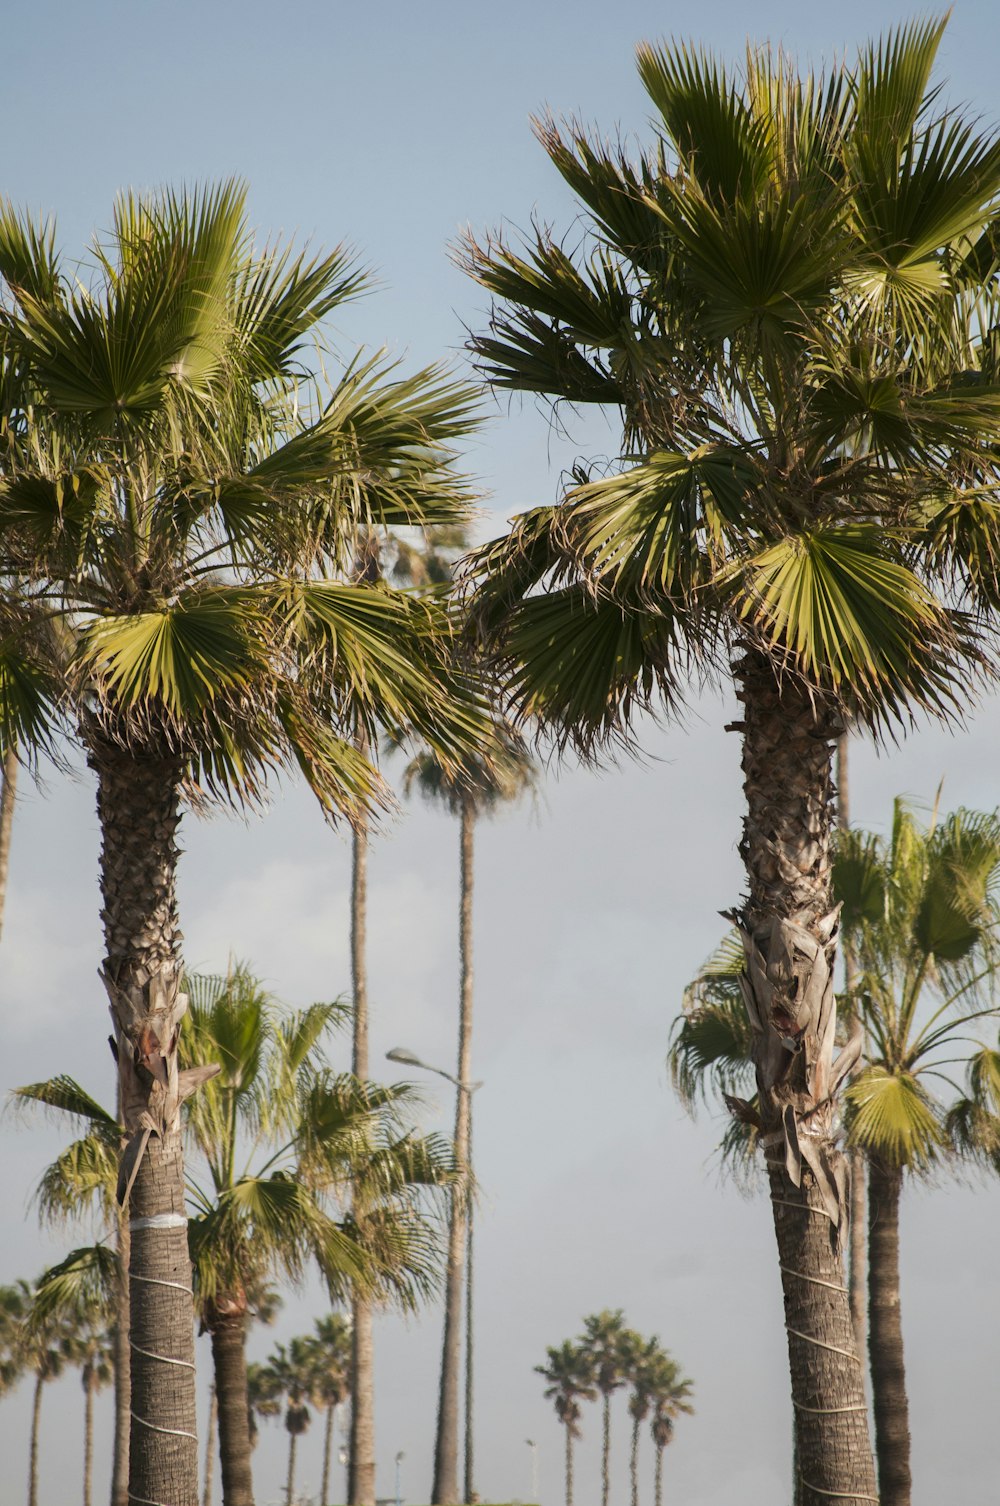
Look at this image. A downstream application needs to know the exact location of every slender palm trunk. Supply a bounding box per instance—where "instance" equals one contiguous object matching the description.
[286,1429,298,1506]
[836,735,868,1372]
[28,1373,43,1506]
[463,1108,475,1506]
[653,1445,663,1506]
[629,1415,640,1506]
[92,741,201,1506]
[208,1305,255,1506]
[0,745,17,943]
[349,812,376,1506]
[204,1385,217,1506]
[563,1423,574,1506]
[112,1193,131,1506]
[601,1392,611,1506]
[84,1369,96,1506]
[321,1401,337,1506]
[433,800,475,1504]
[734,653,876,1506]
[868,1157,911,1506]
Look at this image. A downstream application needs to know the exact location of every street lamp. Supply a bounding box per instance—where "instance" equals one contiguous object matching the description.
[386,1045,482,1503]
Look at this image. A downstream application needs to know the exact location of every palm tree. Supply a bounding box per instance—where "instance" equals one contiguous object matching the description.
[834,799,1000,1506]
[0,744,15,940]
[580,1310,632,1506]
[535,1341,596,1506]
[263,1337,317,1506]
[310,1313,353,1506]
[462,24,1000,1500]
[396,726,535,1506]
[836,734,867,1371]
[0,182,478,1505]
[638,1349,693,1506]
[182,966,455,1506]
[3,1278,77,1506]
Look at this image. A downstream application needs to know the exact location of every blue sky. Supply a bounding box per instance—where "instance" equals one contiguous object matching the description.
[3,5,1000,1505]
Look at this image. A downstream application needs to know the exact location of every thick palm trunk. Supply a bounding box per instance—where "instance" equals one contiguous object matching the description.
[836,735,869,1371]
[733,653,876,1506]
[601,1393,611,1506]
[208,1304,255,1506]
[629,1415,640,1506]
[349,813,376,1506]
[92,742,205,1506]
[868,1157,911,1506]
[28,1373,43,1506]
[321,1401,337,1506]
[0,745,17,942]
[112,1204,131,1506]
[432,801,475,1504]
[564,1424,573,1506]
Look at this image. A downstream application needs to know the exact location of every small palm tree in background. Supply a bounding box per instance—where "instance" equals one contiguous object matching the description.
[309,1312,353,1506]
[641,1349,693,1506]
[581,1310,632,1506]
[395,723,535,1506]
[835,799,1000,1506]
[535,1340,596,1506]
[6,1278,76,1506]
[263,1337,317,1506]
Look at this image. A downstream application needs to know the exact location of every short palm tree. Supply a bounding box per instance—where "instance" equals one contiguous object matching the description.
[0,182,478,1505]
[835,799,1000,1506]
[309,1313,353,1506]
[535,1340,596,1506]
[396,724,535,1506]
[462,24,1000,1499]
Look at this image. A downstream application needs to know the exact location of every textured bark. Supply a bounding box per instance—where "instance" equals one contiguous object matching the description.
[28,1372,43,1506]
[868,1157,912,1506]
[286,1430,298,1506]
[564,1424,574,1506]
[92,743,202,1506]
[629,1414,640,1506]
[732,652,876,1506]
[349,811,376,1506]
[112,1212,131,1506]
[0,745,16,943]
[84,1369,95,1506]
[433,801,475,1504]
[463,1123,475,1506]
[836,735,869,1373]
[321,1401,337,1506]
[204,1386,217,1506]
[601,1393,611,1506]
[653,1446,663,1506]
[208,1304,256,1506]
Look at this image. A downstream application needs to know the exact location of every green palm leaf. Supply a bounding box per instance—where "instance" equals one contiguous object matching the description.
[845,1065,945,1168]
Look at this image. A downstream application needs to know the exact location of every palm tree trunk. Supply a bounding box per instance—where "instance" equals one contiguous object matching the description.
[112,1200,131,1506]
[601,1392,610,1506]
[91,742,201,1506]
[286,1429,298,1506]
[321,1401,337,1506]
[836,734,869,1373]
[629,1415,640,1506]
[734,652,876,1506]
[653,1445,663,1506]
[0,745,17,943]
[208,1306,255,1506]
[868,1157,911,1506]
[463,1121,475,1506]
[203,1385,217,1506]
[349,809,376,1506]
[84,1369,96,1506]
[563,1423,575,1506]
[433,801,475,1505]
[28,1373,43,1506]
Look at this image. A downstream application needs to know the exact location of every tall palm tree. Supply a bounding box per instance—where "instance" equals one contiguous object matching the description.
[535,1340,596,1506]
[0,183,478,1505]
[462,24,1000,1499]
[264,1337,317,1506]
[834,799,1000,1506]
[309,1313,353,1506]
[580,1310,631,1506]
[5,1278,77,1506]
[396,726,535,1506]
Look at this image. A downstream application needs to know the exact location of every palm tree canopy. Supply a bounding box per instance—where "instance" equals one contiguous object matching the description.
[462,20,1000,750]
[580,1309,633,1396]
[535,1340,597,1439]
[395,717,537,818]
[0,180,482,811]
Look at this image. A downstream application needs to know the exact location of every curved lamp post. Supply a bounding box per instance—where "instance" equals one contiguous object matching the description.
[386,1046,482,1504]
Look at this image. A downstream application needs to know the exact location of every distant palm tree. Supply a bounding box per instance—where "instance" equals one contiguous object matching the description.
[0,745,15,941]
[581,1311,631,1506]
[263,1337,318,1506]
[535,1341,596,1506]
[309,1313,353,1506]
[397,725,535,1505]
[642,1350,693,1506]
[2,1278,76,1506]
